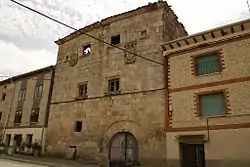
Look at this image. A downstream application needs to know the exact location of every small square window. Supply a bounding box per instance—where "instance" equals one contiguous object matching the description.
[108,78,120,93]
[111,34,120,45]
[75,121,82,132]
[141,30,147,36]
[199,92,226,117]
[2,93,6,101]
[195,53,220,76]
[78,83,88,97]
[83,44,91,56]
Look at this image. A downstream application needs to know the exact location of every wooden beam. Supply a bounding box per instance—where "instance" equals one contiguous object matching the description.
[211,32,215,38]
[221,29,226,36]
[176,42,181,47]
[184,39,189,45]
[193,37,197,43]
[202,35,206,41]
[169,43,174,49]
[230,27,234,33]
[241,24,245,31]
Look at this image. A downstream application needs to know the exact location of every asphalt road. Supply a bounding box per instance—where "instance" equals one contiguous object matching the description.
[0,159,49,167]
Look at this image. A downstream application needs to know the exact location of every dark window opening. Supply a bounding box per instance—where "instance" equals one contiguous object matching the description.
[14,110,22,124]
[14,134,22,147]
[18,89,26,102]
[2,93,6,101]
[78,83,88,97]
[5,134,11,147]
[34,85,43,99]
[83,44,91,55]
[108,78,120,93]
[30,108,39,123]
[75,121,82,132]
[26,134,33,147]
[0,112,2,122]
[111,34,120,45]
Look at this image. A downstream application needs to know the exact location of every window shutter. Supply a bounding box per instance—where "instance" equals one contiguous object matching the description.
[196,54,220,75]
[200,93,226,116]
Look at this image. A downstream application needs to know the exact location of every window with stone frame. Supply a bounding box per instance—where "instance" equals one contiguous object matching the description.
[198,92,227,117]
[78,83,88,97]
[18,89,26,102]
[108,78,120,93]
[14,110,23,124]
[30,108,39,123]
[83,44,91,56]
[111,34,120,45]
[75,121,82,132]
[195,52,221,76]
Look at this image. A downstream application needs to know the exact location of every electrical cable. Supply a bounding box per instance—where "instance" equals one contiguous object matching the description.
[10,0,164,66]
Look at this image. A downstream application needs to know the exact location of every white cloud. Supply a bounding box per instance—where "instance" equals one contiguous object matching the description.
[0,0,249,76]
[0,40,56,76]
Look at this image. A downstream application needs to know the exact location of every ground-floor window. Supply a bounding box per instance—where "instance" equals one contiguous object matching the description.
[5,134,11,146]
[26,134,33,147]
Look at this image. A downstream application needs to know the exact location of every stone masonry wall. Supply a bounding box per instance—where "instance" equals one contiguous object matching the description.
[46,2,187,167]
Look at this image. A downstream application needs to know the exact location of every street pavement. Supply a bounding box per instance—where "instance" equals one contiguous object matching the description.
[0,159,49,167]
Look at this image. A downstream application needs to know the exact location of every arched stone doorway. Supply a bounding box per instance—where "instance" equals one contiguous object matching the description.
[109,132,139,167]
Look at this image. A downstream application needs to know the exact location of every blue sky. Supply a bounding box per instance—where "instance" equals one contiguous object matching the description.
[0,0,249,78]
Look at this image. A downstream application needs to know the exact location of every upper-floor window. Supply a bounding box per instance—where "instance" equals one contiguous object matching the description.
[34,85,43,99]
[14,110,23,124]
[108,78,120,93]
[78,83,88,97]
[83,44,91,56]
[1,93,6,101]
[18,89,26,102]
[198,92,226,117]
[195,52,220,76]
[30,108,39,123]
[111,34,120,45]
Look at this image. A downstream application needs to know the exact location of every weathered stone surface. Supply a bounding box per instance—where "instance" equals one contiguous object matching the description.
[46,1,186,167]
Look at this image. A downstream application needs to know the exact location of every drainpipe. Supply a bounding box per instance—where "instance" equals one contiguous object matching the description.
[40,67,55,154]
[163,52,170,132]
[2,78,16,144]
[163,50,170,167]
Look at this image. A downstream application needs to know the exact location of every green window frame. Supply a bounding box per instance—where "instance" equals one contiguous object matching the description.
[195,53,220,76]
[199,92,227,117]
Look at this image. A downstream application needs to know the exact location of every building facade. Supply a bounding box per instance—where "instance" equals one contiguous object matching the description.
[162,19,250,167]
[0,66,54,154]
[46,1,187,167]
